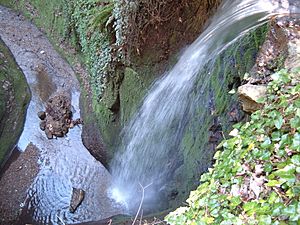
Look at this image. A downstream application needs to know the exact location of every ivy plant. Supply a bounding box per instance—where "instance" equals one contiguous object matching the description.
[166,68,300,225]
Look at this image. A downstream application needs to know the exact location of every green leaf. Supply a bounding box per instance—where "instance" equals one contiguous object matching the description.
[266,179,285,187]
[268,110,278,119]
[280,134,290,146]
[273,165,296,182]
[291,186,300,195]
[268,191,279,204]
[274,115,284,129]
[294,99,300,108]
[229,197,242,207]
[202,217,215,224]
[264,162,273,173]
[291,155,300,166]
[282,203,297,217]
[243,202,259,215]
[258,215,272,225]
[290,117,300,129]
[271,203,284,216]
[261,137,271,149]
[292,133,300,150]
[256,97,266,104]
[271,131,282,142]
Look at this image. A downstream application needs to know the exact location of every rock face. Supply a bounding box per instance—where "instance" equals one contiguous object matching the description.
[238,84,267,113]
[38,93,82,139]
[81,122,108,168]
[0,39,30,166]
[69,188,85,213]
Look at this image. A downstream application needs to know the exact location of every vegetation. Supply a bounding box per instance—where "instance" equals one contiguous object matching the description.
[166,68,300,224]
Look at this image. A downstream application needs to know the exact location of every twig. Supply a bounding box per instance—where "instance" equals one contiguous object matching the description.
[56,215,66,225]
[139,209,143,225]
[132,182,153,225]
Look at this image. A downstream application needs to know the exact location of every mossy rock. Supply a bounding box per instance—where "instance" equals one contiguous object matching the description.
[167,24,268,207]
[0,39,30,166]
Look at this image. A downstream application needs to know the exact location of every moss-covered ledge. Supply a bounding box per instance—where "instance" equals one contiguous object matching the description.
[0,39,30,167]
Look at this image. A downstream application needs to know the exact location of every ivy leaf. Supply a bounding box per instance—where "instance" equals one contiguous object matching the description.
[290,116,300,129]
[274,115,283,129]
[291,133,300,151]
[282,203,297,218]
[265,179,285,187]
[258,215,272,225]
[291,155,300,166]
[264,163,273,173]
[291,186,300,195]
[229,197,242,207]
[203,217,215,224]
[273,165,296,182]
[261,137,271,149]
[294,99,300,108]
[243,202,259,215]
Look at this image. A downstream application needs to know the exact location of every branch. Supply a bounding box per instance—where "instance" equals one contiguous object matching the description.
[132,182,153,225]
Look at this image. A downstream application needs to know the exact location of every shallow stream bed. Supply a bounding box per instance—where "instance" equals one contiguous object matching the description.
[0,5,124,225]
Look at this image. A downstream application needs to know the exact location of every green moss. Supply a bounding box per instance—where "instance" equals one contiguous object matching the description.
[119,67,145,125]
[0,39,30,164]
[167,24,268,207]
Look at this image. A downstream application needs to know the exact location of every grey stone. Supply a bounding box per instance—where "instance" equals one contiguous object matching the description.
[238,84,267,113]
[69,188,85,213]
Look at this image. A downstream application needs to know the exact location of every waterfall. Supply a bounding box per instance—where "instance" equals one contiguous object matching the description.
[110,0,288,212]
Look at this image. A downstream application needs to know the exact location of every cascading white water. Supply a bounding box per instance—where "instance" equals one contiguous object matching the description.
[110,0,289,212]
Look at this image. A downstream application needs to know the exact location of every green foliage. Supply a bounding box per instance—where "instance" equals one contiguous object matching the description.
[66,0,115,98]
[166,68,300,224]
[88,3,114,32]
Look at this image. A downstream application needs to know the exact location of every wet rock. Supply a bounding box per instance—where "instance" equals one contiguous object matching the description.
[69,188,85,213]
[208,131,223,143]
[37,111,46,120]
[39,93,82,139]
[228,105,245,123]
[238,84,267,113]
[45,129,53,139]
[82,122,108,168]
[39,120,46,131]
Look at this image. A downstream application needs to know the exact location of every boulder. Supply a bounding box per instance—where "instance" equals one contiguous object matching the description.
[238,84,267,113]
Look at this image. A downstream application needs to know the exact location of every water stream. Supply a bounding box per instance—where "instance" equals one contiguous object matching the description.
[110,0,291,212]
[0,6,124,225]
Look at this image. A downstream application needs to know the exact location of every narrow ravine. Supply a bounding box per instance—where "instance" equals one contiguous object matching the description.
[0,6,124,225]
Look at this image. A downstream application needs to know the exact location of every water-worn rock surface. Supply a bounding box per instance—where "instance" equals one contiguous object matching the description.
[0,38,30,166]
[0,5,124,225]
[0,144,39,224]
